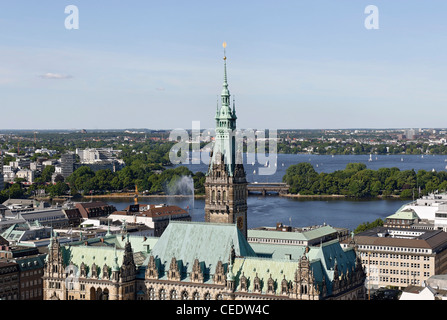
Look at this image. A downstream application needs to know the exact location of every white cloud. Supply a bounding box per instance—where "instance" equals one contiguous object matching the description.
[39,73,73,79]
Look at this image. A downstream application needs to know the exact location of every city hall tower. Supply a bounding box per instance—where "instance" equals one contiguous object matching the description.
[204,43,248,238]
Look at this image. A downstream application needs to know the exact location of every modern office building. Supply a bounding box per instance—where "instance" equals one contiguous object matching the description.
[342,226,447,291]
[60,153,76,179]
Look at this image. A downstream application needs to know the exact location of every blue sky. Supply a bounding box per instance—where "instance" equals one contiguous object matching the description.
[1,1,446,130]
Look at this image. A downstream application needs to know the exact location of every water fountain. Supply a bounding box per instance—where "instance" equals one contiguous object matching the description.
[164,175,195,213]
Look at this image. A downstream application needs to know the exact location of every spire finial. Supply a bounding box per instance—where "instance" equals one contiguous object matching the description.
[223,41,227,60]
[223,41,228,85]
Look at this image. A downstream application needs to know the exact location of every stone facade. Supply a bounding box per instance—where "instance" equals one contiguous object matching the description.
[204,153,248,238]
[42,235,137,300]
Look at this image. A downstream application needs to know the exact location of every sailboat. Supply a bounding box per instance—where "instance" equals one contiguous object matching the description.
[368,154,372,162]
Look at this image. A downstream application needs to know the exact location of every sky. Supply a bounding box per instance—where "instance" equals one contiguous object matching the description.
[1,0,447,131]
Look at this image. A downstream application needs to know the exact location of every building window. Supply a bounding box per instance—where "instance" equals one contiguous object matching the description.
[148,288,155,300]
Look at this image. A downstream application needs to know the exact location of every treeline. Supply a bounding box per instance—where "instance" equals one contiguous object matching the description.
[283,162,447,198]
[64,165,205,196]
[277,141,447,155]
[0,165,205,202]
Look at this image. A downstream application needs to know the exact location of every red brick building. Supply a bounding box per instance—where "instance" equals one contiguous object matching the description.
[75,201,116,219]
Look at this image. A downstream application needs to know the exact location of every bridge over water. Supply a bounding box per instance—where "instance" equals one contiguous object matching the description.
[247,182,290,196]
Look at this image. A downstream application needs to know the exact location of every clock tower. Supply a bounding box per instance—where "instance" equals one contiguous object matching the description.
[204,43,248,238]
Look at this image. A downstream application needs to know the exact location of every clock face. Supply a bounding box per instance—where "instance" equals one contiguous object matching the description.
[237,216,244,230]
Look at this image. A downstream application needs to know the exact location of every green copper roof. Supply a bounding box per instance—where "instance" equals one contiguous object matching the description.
[61,245,125,279]
[387,208,420,220]
[145,221,256,277]
[232,257,299,294]
[242,239,359,296]
[105,234,158,253]
[249,242,306,260]
[247,225,337,242]
[307,239,357,283]
[57,234,156,279]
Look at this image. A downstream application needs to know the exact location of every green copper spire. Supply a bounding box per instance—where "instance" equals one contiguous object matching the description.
[208,42,238,177]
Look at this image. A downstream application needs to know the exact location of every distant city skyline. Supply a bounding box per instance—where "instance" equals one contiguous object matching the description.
[1,1,446,130]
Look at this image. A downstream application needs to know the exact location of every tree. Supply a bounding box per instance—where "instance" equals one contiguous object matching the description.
[283,162,318,194]
[41,165,55,182]
[354,219,383,234]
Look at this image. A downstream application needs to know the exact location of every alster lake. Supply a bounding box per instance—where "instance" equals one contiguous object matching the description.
[90,154,445,232]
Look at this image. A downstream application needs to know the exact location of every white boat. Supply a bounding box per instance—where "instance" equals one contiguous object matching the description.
[368,154,372,162]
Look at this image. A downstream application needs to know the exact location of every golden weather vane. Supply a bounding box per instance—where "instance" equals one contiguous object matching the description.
[223,41,227,60]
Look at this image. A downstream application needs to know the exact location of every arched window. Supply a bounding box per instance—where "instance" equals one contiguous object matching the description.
[212,190,216,202]
[96,288,103,300]
[170,289,178,300]
[301,285,308,294]
[90,287,96,300]
[222,190,226,201]
[217,191,221,201]
[193,291,200,300]
[148,287,155,300]
[103,288,109,300]
[159,289,166,300]
[181,290,189,300]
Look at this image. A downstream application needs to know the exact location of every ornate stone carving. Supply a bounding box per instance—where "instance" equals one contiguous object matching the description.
[167,257,181,281]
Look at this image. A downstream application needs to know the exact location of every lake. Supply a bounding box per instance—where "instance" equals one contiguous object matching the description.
[180,153,447,183]
[101,154,440,232]
[102,195,409,233]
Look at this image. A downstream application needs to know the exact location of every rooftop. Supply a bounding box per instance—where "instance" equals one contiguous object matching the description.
[351,227,447,250]
[248,225,338,242]
[111,204,188,218]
